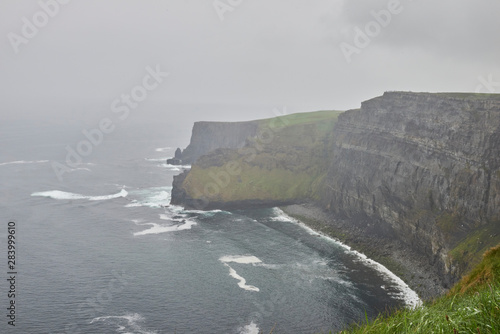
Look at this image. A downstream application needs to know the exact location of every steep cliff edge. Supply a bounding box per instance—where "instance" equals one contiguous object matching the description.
[170,92,500,292]
[171,110,342,209]
[321,92,500,286]
[178,120,260,164]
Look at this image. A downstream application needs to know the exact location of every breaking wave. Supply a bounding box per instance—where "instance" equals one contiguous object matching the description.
[31,189,128,201]
[90,313,157,334]
[271,208,422,308]
[133,217,197,236]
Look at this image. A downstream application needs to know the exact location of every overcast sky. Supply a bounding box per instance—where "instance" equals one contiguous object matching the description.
[1,0,499,123]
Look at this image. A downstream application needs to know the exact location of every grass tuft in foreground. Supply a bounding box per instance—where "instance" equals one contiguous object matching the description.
[336,244,500,334]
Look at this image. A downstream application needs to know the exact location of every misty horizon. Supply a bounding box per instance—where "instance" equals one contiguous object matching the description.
[2,0,499,124]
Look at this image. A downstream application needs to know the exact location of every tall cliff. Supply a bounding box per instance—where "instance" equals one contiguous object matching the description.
[171,110,342,209]
[179,120,260,164]
[170,92,500,288]
[321,92,500,284]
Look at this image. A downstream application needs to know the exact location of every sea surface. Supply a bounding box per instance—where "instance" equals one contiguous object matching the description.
[0,118,419,334]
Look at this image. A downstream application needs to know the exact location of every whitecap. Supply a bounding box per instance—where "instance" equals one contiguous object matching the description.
[31,189,128,201]
[219,255,261,292]
[224,264,260,292]
[144,157,169,162]
[184,209,232,217]
[0,160,49,166]
[238,321,260,334]
[159,163,191,170]
[90,313,157,334]
[273,208,422,308]
[125,187,171,208]
[219,255,262,264]
[133,220,196,236]
[166,204,185,215]
[155,147,171,152]
[270,207,295,222]
[345,247,422,308]
[159,214,170,220]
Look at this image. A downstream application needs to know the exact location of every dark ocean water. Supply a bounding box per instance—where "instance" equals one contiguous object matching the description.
[0,119,419,334]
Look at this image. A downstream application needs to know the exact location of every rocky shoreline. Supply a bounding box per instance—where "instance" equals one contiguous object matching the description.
[281,202,446,301]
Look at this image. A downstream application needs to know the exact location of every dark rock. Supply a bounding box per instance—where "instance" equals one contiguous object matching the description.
[166,158,182,165]
[174,147,182,159]
[180,120,260,164]
[321,92,500,285]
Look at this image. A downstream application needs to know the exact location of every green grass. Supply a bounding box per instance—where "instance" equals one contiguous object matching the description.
[182,110,343,204]
[264,110,343,129]
[449,221,500,273]
[335,244,500,334]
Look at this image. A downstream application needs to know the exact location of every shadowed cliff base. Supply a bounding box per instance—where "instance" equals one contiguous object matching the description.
[281,203,445,300]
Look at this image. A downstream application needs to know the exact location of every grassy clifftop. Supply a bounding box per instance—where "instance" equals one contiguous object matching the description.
[179,110,343,207]
[339,244,500,334]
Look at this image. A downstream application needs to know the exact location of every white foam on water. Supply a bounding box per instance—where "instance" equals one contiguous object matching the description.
[133,219,196,236]
[219,255,261,292]
[272,208,423,308]
[144,157,169,162]
[184,209,224,214]
[184,209,232,217]
[90,313,157,334]
[155,147,171,152]
[224,263,260,292]
[159,212,188,221]
[219,255,262,264]
[270,208,296,222]
[159,163,191,170]
[0,159,49,166]
[238,321,260,334]
[125,187,171,208]
[88,189,128,201]
[166,204,185,215]
[31,188,128,201]
[345,248,422,308]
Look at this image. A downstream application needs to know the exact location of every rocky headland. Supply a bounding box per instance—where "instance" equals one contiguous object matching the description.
[170,92,500,299]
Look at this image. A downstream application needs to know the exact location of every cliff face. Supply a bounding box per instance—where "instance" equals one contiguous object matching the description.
[179,120,260,164]
[171,110,342,209]
[170,92,500,287]
[322,92,500,284]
